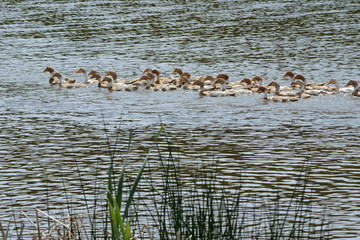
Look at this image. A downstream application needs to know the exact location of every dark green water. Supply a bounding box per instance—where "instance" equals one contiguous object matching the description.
[1,1,360,238]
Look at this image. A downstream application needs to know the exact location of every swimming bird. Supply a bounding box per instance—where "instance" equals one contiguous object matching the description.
[291,80,314,98]
[192,79,235,97]
[171,68,191,80]
[325,78,349,94]
[50,72,72,88]
[42,66,57,85]
[257,86,299,102]
[103,76,115,91]
[267,81,298,97]
[87,70,98,78]
[212,78,229,91]
[104,70,118,83]
[215,73,230,83]
[239,78,258,93]
[283,71,324,88]
[75,67,97,84]
[88,73,107,87]
[344,80,360,97]
[251,75,264,88]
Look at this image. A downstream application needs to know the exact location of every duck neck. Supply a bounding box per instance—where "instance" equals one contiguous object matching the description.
[334,81,340,92]
[82,72,88,83]
[262,89,268,99]
[274,84,280,95]
[58,76,63,85]
[352,85,359,95]
[298,83,305,94]
[221,83,227,91]
[258,80,263,87]
[155,75,160,84]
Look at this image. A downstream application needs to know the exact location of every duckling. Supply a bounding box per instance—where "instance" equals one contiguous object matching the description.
[192,79,235,97]
[137,74,159,90]
[104,70,119,83]
[171,68,191,80]
[212,78,229,91]
[88,73,107,88]
[251,75,263,88]
[257,86,299,102]
[87,70,98,78]
[267,81,298,97]
[178,75,192,90]
[291,81,313,98]
[75,67,97,84]
[51,72,82,88]
[151,69,161,84]
[215,73,230,83]
[103,76,116,91]
[325,78,349,94]
[239,78,258,93]
[142,68,161,84]
[42,66,57,85]
[283,71,324,88]
[344,80,360,97]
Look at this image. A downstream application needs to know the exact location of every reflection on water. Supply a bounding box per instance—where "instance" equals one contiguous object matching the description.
[1,0,360,239]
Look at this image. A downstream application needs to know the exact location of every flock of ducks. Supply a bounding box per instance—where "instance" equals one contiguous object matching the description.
[42,67,360,102]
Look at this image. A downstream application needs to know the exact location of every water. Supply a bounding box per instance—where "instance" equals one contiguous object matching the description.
[1,0,360,239]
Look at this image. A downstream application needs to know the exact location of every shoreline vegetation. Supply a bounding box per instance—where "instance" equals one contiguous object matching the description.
[1,124,331,239]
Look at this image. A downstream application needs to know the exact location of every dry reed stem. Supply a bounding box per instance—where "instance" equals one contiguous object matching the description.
[35,209,41,240]
[21,211,47,239]
[133,224,153,240]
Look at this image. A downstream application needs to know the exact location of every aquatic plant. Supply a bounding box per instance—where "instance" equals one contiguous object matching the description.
[1,124,330,239]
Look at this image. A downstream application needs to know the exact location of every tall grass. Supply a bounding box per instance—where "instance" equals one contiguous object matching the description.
[0,124,331,239]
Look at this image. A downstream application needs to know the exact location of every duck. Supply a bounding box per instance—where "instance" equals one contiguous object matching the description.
[75,67,98,84]
[104,70,119,83]
[137,74,159,90]
[88,73,107,88]
[103,76,116,91]
[291,80,314,98]
[257,86,299,102]
[178,75,192,90]
[282,71,324,88]
[192,79,236,97]
[266,81,298,97]
[324,78,349,94]
[344,80,360,97]
[212,78,230,91]
[203,75,216,85]
[239,78,258,93]
[51,72,84,88]
[87,70,98,78]
[151,69,161,84]
[251,75,264,88]
[42,66,57,85]
[215,73,230,83]
[171,68,191,81]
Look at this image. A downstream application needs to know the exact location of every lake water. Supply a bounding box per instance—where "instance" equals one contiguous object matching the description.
[1,0,360,239]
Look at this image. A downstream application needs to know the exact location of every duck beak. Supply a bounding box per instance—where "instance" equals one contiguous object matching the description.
[104,73,109,77]
[75,70,80,74]
[42,69,47,73]
[344,83,349,87]
[326,80,331,85]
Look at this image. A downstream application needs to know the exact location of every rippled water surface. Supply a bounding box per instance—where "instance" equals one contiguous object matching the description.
[1,0,360,239]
